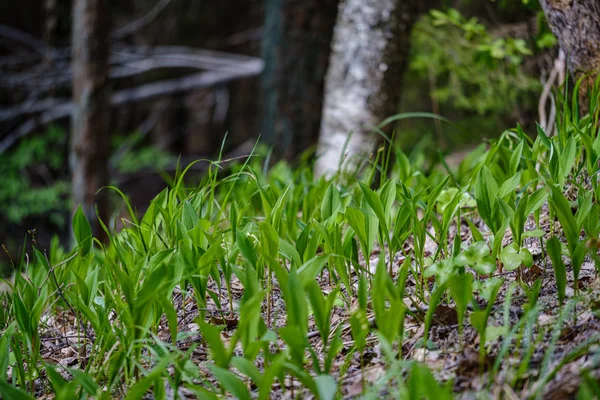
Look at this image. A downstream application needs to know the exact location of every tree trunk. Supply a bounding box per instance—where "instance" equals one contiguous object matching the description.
[71,0,111,242]
[261,0,339,161]
[539,0,600,107]
[44,0,71,47]
[315,0,418,177]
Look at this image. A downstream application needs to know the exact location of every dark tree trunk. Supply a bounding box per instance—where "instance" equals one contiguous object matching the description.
[315,0,418,177]
[44,0,72,47]
[539,0,600,106]
[261,0,339,161]
[71,0,111,242]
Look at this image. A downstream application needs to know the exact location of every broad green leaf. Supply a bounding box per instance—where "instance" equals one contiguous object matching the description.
[199,321,228,368]
[548,185,579,248]
[379,179,397,218]
[315,375,337,400]
[424,258,455,285]
[307,281,337,346]
[509,141,524,175]
[449,274,473,335]
[259,222,279,259]
[181,200,198,230]
[279,326,307,365]
[500,243,533,271]
[345,207,368,250]
[424,280,449,343]
[546,237,566,305]
[45,365,74,399]
[475,166,499,231]
[321,183,342,220]
[231,357,262,386]
[525,188,548,216]
[124,356,171,400]
[559,136,577,181]
[498,172,521,198]
[208,365,251,400]
[278,238,302,268]
[287,269,308,335]
[297,255,329,288]
[67,367,99,396]
[349,309,369,353]
[236,230,258,269]
[359,182,389,242]
[72,205,92,255]
[0,323,15,381]
[575,193,593,229]
[408,363,453,400]
[0,380,35,400]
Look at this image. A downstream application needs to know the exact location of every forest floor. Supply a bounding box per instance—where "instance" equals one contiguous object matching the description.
[32,199,600,399]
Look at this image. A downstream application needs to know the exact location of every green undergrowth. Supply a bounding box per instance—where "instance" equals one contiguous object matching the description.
[2,82,600,399]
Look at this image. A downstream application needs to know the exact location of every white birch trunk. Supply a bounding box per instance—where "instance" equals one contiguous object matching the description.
[315,0,416,177]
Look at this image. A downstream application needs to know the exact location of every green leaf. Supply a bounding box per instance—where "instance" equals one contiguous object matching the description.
[321,183,342,221]
[199,321,228,368]
[259,222,280,259]
[475,166,499,231]
[454,241,489,266]
[72,205,92,254]
[424,258,455,285]
[0,323,15,381]
[231,357,262,386]
[236,230,258,269]
[408,363,453,400]
[181,200,198,230]
[379,179,397,218]
[546,237,566,305]
[286,269,308,335]
[67,367,99,396]
[548,185,579,248]
[509,141,524,176]
[315,375,337,400]
[498,172,521,198]
[525,188,548,216]
[279,238,302,268]
[424,281,449,343]
[297,255,329,288]
[0,380,35,400]
[559,136,577,181]
[470,311,488,335]
[454,241,495,275]
[500,243,533,271]
[449,274,473,335]
[124,357,171,400]
[208,365,251,400]
[359,182,389,242]
[349,309,369,352]
[307,281,336,345]
[45,365,72,399]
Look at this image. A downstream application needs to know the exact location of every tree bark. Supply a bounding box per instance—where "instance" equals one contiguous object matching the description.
[539,0,600,107]
[71,0,111,242]
[315,0,418,177]
[261,0,339,161]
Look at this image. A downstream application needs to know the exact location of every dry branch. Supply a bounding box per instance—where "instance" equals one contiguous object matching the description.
[0,61,263,153]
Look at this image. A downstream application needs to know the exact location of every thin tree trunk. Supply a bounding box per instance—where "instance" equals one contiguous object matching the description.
[71,0,111,242]
[261,0,339,160]
[315,0,418,178]
[539,0,600,108]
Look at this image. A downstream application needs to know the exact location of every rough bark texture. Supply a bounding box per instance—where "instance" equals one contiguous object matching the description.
[261,0,339,161]
[71,0,110,241]
[315,0,418,177]
[539,0,600,105]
